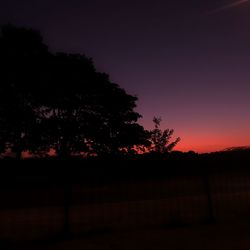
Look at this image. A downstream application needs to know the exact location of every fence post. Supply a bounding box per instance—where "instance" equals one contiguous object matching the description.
[62,166,72,239]
[203,172,215,223]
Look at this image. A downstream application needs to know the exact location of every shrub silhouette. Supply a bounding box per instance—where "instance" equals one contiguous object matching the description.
[148,117,180,154]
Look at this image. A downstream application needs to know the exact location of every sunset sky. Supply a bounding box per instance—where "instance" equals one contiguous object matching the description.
[1,0,250,153]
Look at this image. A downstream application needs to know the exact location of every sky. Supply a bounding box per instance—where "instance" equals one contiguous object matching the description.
[1,0,250,153]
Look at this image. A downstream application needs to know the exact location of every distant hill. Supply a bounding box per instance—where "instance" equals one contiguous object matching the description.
[222,146,250,152]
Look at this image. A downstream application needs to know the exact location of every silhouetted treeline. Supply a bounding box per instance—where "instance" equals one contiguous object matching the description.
[0,149,250,186]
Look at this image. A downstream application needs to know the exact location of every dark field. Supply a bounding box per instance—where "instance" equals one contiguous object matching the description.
[7,222,250,250]
[1,154,250,249]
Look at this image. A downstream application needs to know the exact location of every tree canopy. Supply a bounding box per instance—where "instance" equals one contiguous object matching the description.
[0,24,149,158]
[0,25,50,158]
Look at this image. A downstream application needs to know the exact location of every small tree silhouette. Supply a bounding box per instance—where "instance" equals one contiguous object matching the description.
[149,117,180,153]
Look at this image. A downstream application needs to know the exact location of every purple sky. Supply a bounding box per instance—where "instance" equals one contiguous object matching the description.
[1,0,250,152]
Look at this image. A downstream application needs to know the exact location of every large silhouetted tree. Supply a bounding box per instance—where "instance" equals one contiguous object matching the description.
[0,24,149,158]
[36,53,149,157]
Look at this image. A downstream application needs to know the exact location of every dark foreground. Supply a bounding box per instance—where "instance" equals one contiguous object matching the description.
[1,151,250,249]
[2,221,250,250]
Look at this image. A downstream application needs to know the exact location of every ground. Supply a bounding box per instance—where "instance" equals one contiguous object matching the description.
[3,220,250,250]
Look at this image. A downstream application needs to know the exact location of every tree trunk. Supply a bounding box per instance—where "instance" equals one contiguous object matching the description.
[15,133,23,160]
[15,149,22,160]
[58,137,69,159]
[203,173,215,223]
[62,165,71,239]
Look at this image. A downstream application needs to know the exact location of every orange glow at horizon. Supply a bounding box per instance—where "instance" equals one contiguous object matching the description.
[173,133,250,153]
[140,113,250,154]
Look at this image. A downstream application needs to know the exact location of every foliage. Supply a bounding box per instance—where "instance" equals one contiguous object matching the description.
[148,117,180,153]
[0,24,149,158]
[0,24,49,158]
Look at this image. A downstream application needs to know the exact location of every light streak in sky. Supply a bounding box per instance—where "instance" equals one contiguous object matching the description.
[207,0,249,15]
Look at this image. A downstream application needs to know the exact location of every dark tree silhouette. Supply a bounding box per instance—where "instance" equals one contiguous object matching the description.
[0,24,149,158]
[0,24,49,159]
[37,53,149,157]
[0,25,150,238]
[148,117,180,153]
